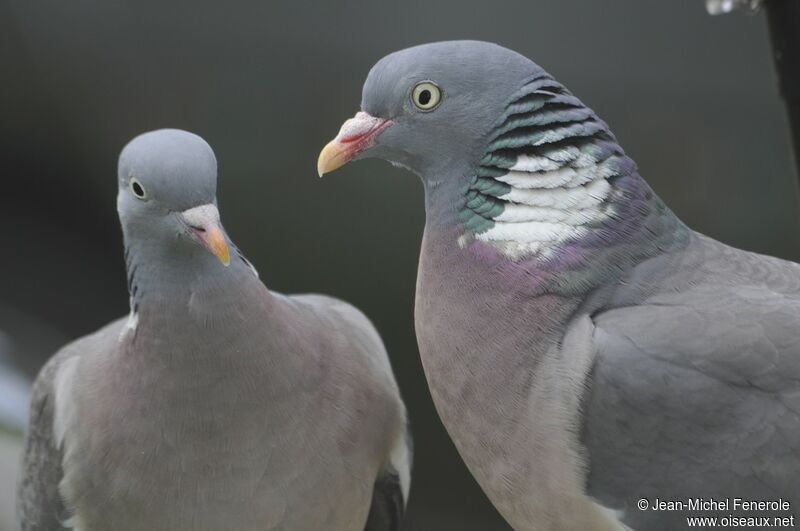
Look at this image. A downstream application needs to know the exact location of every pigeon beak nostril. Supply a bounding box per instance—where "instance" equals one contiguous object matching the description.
[180,204,230,267]
[197,226,230,267]
[317,112,393,176]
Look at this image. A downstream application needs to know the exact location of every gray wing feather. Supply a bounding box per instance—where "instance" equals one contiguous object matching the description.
[16,318,123,531]
[16,349,74,531]
[292,294,412,530]
[582,237,800,530]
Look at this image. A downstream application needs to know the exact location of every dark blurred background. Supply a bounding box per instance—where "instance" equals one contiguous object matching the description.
[1,1,798,529]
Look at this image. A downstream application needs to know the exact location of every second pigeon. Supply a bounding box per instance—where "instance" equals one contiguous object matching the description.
[18,129,411,531]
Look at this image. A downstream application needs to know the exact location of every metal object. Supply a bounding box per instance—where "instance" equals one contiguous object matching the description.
[706,0,764,14]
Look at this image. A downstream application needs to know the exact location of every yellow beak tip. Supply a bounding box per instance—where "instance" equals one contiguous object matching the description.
[215,244,231,267]
[204,228,231,267]
[317,140,347,177]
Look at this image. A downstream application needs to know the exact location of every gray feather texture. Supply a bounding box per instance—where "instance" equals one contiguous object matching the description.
[17,129,411,531]
[328,40,800,530]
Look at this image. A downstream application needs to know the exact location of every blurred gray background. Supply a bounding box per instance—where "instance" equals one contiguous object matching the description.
[1,1,798,529]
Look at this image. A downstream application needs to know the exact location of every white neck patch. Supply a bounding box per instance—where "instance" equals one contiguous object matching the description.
[458,75,627,260]
[462,145,621,259]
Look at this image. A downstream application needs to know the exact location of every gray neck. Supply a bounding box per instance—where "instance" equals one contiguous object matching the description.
[123,231,265,325]
[421,73,689,301]
[422,160,475,229]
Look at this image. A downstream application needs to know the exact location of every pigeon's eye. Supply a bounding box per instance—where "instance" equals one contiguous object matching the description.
[411,82,442,111]
[129,178,147,200]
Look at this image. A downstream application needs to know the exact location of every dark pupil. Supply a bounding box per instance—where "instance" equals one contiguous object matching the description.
[132,181,144,197]
[418,90,432,105]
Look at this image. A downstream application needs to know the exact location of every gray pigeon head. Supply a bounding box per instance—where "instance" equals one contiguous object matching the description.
[319,41,673,273]
[117,129,230,267]
[118,129,217,213]
[318,41,543,179]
